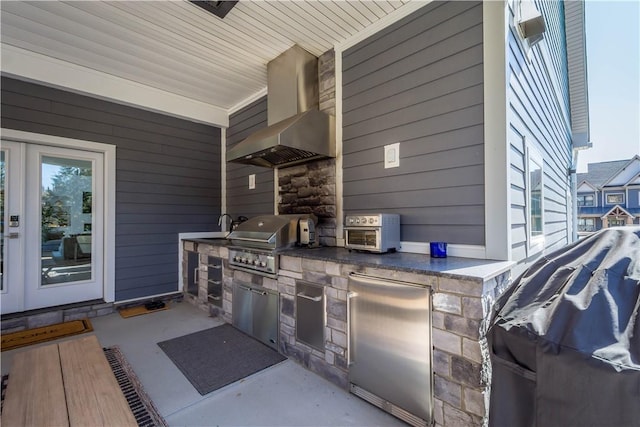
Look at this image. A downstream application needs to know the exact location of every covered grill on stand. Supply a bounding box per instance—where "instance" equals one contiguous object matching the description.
[486,227,640,427]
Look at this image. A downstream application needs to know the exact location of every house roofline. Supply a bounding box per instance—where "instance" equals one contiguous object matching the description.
[624,173,640,186]
[577,180,599,191]
[600,154,640,187]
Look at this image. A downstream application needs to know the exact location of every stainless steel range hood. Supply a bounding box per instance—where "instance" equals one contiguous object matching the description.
[227,45,335,168]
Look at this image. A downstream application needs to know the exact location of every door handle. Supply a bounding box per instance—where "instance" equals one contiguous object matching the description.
[250,288,267,296]
[6,233,19,239]
[347,291,358,365]
[193,267,199,285]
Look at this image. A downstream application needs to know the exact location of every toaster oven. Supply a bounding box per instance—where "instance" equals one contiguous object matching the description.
[344,213,400,253]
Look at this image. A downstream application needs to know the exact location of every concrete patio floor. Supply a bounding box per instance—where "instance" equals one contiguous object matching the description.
[2,301,406,426]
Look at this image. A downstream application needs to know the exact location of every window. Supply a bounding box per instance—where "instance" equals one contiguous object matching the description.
[577,194,594,207]
[606,193,624,205]
[526,143,544,252]
[578,218,596,232]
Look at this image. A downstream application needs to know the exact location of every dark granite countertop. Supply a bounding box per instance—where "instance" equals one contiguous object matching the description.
[183,238,513,281]
[280,246,513,281]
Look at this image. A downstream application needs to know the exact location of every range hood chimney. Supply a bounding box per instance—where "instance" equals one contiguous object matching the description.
[227,45,335,168]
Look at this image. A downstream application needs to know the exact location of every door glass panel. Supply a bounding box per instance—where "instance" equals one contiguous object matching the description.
[1,151,5,291]
[41,156,93,286]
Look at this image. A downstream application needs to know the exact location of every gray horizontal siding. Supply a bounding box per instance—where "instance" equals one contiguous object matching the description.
[342,1,485,245]
[226,96,274,217]
[1,77,222,301]
[507,0,573,267]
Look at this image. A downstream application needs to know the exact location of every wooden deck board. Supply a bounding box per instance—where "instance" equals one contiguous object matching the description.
[58,335,137,427]
[1,343,69,427]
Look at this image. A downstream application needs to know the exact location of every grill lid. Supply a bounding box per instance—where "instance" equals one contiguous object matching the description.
[227,215,303,249]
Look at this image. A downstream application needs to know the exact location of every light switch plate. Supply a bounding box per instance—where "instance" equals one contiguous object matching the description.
[384,143,400,168]
[249,174,256,189]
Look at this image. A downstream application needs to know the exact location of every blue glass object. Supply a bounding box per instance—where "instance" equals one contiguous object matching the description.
[430,242,447,258]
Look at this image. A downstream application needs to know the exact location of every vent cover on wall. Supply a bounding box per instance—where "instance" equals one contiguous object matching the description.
[190,1,239,19]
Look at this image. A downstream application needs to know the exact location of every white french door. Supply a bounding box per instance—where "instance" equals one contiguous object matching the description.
[1,141,105,314]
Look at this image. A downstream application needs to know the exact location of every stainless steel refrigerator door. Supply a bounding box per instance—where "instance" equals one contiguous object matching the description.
[251,287,279,350]
[348,273,432,423]
[232,283,252,335]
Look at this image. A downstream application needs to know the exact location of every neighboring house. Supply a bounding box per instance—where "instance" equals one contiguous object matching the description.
[1,1,588,308]
[576,155,640,236]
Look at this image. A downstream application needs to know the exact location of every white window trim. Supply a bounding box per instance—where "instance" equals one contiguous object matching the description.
[577,192,595,207]
[606,192,625,205]
[526,141,545,255]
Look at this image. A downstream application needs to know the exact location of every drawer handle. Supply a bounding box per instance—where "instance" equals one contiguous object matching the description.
[208,264,222,269]
[296,293,322,302]
[208,280,222,285]
[208,294,221,301]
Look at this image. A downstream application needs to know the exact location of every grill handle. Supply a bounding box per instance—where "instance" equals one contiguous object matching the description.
[296,293,322,302]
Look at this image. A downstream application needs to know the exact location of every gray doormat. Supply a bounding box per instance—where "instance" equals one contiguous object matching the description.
[157,324,286,395]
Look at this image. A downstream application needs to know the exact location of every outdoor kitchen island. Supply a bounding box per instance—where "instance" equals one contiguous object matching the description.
[182,238,513,427]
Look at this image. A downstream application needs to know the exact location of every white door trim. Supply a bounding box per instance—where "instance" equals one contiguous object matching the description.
[1,141,26,313]
[1,128,116,303]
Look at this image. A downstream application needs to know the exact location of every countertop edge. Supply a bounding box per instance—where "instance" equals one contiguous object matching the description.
[182,239,515,281]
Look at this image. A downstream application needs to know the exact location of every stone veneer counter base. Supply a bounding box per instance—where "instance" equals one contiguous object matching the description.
[182,238,515,426]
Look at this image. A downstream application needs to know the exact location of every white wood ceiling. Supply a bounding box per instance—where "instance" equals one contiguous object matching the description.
[1,1,414,113]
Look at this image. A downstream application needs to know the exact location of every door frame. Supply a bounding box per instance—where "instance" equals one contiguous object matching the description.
[1,141,26,312]
[1,128,116,305]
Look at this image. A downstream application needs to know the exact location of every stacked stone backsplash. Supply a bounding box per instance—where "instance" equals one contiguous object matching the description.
[278,159,336,246]
[278,49,337,246]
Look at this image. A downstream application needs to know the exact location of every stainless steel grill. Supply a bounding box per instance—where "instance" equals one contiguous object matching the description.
[226,214,311,277]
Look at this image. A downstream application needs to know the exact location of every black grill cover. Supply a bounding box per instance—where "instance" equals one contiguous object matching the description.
[487,227,640,427]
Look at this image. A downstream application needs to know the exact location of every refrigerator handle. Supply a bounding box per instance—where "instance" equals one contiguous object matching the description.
[347,291,358,365]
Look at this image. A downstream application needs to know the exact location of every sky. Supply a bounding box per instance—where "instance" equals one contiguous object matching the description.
[577,0,640,173]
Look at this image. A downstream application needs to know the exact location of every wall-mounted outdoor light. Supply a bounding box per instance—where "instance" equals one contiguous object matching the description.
[517,0,546,48]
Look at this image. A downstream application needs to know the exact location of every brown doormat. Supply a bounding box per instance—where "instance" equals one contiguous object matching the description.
[1,319,93,352]
[119,302,169,319]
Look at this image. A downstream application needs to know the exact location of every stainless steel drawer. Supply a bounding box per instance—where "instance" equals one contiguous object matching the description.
[295,281,325,351]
